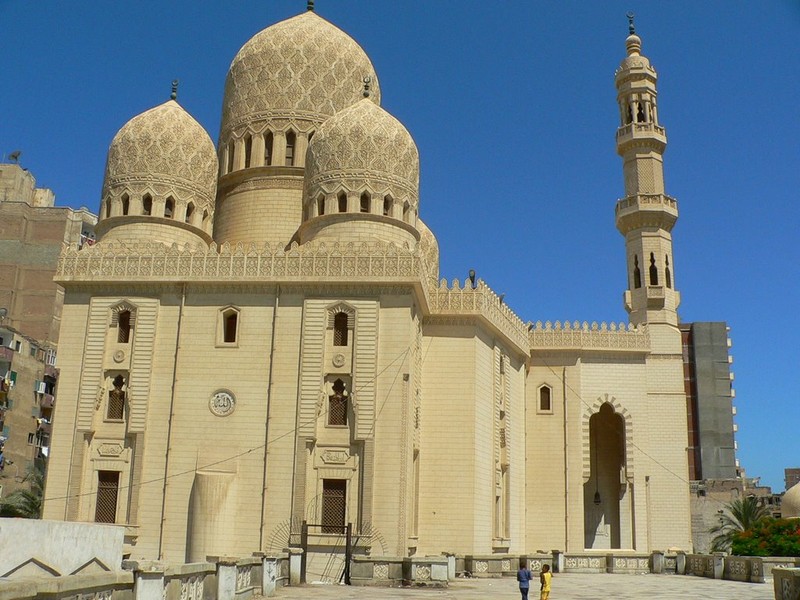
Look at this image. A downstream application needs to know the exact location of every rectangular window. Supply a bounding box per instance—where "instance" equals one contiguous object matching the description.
[321,479,346,533]
[95,471,120,523]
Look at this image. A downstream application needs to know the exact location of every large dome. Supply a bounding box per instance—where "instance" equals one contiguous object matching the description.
[305,98,419,209]
[103,100,217,210]
[220,11,381,137]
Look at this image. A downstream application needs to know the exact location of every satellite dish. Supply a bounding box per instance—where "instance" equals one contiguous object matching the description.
[8,151,21,163]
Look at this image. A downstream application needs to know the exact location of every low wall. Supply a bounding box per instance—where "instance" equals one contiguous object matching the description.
[764,558,800,581]
[0,554,289,600]
[350,556,448,587]
[773,568,800,600]
[0,518,124,579]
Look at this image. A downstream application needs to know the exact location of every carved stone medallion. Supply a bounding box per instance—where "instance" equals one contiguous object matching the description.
[332,353,346,367]
[113,349,126,363]
[209,390,236,417]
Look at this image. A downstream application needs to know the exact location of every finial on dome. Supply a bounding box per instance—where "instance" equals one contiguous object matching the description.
[624,13,642,57]
[170,79,179,101]
[627,12,636,35]
[363,75,371,98]
[307,0,314,11]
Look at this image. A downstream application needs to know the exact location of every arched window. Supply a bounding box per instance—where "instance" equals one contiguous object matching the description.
[285,131,296,166]
[117,310,132,343]
[383,196,392,216]
[264,132,273,166]
[360,192,370,213]
[649,252,658,286]
[328,378,348,426]
[165,197,175,219]
[403,202,411,223]
[665,255,672,289]
[227,141,235,173]
[338,192,347,213]
[539,385,552,412]
[202,209,209,227]
[105,200,111,219]
[633,255,641,289]
[244,134,252,168]
[142,194,152,216]
[107,375,126,420]
[185,202,195,224]
[333,312,348,346]
[626,104,633,125]
[636,102,646,123]
[121,194,130,216]
[222,308,238,344]
[317,195,325,216]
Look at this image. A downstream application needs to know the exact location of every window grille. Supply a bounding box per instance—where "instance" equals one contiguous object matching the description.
[95,471,120,523]
[117,311,132,343]
[107,375,126,420]
[321,479,346,533]
[333,312,349,346]
[328,379,347,426]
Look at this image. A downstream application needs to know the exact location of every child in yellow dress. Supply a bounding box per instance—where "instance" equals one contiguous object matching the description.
[540,563,552,600]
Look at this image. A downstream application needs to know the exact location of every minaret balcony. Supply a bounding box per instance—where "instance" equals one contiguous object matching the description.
[616,122,666,153]
[615,193,678,233]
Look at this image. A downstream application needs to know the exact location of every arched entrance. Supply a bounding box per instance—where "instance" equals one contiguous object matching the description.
[584,402,633,549]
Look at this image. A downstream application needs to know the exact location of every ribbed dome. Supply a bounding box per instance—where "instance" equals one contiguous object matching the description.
[220,11,380,136]
[784,482,800,519]
[306,98,419,209]
[103,100,218,210]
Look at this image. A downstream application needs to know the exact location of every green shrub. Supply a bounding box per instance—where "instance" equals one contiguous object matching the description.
[731,518,800,557]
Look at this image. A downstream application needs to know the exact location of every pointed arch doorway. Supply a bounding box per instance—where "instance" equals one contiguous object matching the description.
[584,402,634,549]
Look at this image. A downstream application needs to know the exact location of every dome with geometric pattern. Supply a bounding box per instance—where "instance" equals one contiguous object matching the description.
[97,100,217,247]
[220,11,380,138]
[305,98,419,212]
[103,100,218,212]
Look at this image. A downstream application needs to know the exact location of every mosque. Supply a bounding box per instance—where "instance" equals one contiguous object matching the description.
[44,7,694,562]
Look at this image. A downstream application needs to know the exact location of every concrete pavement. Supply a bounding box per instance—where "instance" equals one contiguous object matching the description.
[270,573,772,599]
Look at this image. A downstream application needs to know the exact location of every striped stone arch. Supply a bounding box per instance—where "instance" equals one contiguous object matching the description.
[581,393,634,482]
[109,300,138,326]
[326,302,356,329]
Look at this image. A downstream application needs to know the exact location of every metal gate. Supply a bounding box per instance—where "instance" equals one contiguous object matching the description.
[299,521,352,585]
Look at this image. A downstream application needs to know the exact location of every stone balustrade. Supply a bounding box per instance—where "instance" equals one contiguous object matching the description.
[0,555,288,600]
[3,549,793,598]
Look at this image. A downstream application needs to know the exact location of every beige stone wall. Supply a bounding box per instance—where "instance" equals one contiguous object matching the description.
[214,175,303,245]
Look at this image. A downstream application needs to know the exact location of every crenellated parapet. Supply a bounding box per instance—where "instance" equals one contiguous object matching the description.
[529,320,649,352]
[427,279,530,352]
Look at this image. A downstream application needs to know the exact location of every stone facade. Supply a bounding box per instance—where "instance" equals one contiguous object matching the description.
[44,11,698,562]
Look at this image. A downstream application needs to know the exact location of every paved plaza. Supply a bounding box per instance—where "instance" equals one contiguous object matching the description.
[270,573,773,599]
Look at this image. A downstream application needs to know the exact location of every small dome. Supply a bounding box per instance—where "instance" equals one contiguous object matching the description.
[784,482,800,519]
[221,11,380,136]
[103,100,217,210]
[98,100,217,247]
[305,98,419,209]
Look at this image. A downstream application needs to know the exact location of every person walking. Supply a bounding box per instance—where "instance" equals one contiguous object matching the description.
[540,563,552,600]
[517,560,534,600]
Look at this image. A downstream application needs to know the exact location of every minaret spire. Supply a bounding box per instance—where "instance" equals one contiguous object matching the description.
[614,17,680,327]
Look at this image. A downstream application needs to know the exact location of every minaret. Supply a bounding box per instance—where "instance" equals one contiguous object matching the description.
[615,15,680,327]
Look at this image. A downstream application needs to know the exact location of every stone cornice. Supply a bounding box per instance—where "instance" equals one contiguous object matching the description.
[55,242,653,358]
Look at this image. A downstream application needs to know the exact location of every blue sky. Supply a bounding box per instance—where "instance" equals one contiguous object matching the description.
[2,1,798,491]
